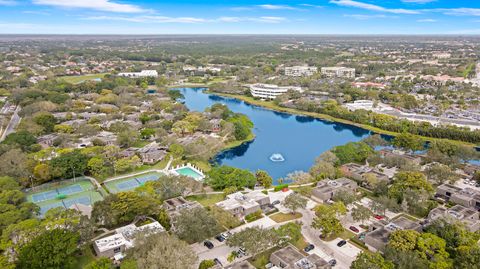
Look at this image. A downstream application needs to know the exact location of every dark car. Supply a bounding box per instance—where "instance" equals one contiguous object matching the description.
[329,259,337,267]
[215,235,225,242]
[213,258,222,266]
[272,200,280,205]
[349,226,359,233]
[304,244,315,252]
[204,240,214,249]
[337,240,347,247]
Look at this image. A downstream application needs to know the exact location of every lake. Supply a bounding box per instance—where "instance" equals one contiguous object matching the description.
[178,88,371,181]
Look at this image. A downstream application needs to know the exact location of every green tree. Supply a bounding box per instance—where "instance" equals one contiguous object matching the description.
[17,229,79,269]
[388,171,433,203]
[332,142,373,164]
[351,205,371,224]
[84,257,114,269]
[392,133,424,152]
[198,260,216,269]
[33,112,56,134]
[227,227,283,255]
[173,207,221,243]
[127,232,197,269]
[3,130,37,151]
[282,193,307,214]
[206,166,256,190]
[49,150,89,179]
[312,202,346,238]
[351,252,394,269]
[255,170,273,188]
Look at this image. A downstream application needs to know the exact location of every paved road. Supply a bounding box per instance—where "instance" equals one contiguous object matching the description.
[299,207,357,269]
[0,105,21,142]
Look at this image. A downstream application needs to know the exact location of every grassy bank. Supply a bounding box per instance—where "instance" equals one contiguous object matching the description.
[58,73,108,84]
[207,91,476,147]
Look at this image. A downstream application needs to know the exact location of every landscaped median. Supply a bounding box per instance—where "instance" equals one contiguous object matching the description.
[269,212,302,223]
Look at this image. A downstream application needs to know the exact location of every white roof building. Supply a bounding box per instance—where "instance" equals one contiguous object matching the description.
[321,67,355,78]
[118,70,158,78]
[284,66,317,77]
[249,83,302,99]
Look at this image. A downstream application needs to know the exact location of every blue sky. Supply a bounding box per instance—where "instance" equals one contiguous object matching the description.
[1,0,480,34]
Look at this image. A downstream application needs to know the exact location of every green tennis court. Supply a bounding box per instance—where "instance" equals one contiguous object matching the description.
[103,171,163,193]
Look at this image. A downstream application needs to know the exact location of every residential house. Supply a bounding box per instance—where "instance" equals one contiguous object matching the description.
[93,221,164,260]
[436,184,480,209]
[284,66,318,77]
[364,216,422,252]
[215,191,270,218]
[37,134,59,148]
[427,205,480,232]
[340,163,390,184]
[311,178,358,202]
[138,142,167,164]
[270,244,331,269]
[209,119,222,133]
[163,197,201,216]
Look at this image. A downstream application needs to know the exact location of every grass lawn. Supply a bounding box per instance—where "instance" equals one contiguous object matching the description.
[339,229,356,240]
[58,73,107,84]
[269,212,302,223]
[186,193,225,207]
[290,185,314,197]
[248,247,280,269]
[72,246,96,269]
[293,235,309,251]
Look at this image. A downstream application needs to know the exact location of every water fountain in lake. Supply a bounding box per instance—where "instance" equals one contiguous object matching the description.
[269,153,285,162]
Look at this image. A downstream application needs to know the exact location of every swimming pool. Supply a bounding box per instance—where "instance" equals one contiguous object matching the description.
[174,166,205,180]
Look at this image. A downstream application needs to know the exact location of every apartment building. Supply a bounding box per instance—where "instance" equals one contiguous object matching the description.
[249,83,302,99]
[284,66,318,77]
[321,67,355,78]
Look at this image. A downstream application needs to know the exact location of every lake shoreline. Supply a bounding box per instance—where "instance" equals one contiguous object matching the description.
[203,90,476,147]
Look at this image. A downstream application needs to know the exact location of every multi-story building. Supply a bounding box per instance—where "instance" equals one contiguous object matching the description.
[427,205,480,232]
[215,191,270,218]
[321,67,355,78]
[118,70,158,78]
[285,66,317,77]
[311,178,357,202]
[249,83,302,99]
[364,217,422,253]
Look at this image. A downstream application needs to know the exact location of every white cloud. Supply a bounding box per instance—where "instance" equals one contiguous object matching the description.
[257,4,298,10]
[417,18,436,22]
[0,0,17,5]
[402,0,436,3]
[85,16,207,23]
[343,14,389,20]
[436,8,480,17]
[330,0,420,14]
[32,0,147,13]
[84,15,288,24]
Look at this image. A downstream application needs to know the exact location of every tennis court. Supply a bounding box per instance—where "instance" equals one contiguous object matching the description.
[27,178,104,216]
[57,184,85,195]
[31,190,59,203]
[104,171,163,193]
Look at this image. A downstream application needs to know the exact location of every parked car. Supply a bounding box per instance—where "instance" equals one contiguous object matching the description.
[374,215,384,220]
[337,240,347,247]
[213,258,222,266]
[304,244,315,252]
[204,240,214,249]
[215,234,225,242]
[272,200,280,205]
[329,259,337,267]
[222,231,232,239]
[349,226,359,233]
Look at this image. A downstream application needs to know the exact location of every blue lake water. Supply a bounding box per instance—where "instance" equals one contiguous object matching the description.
[178,88,372,181]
